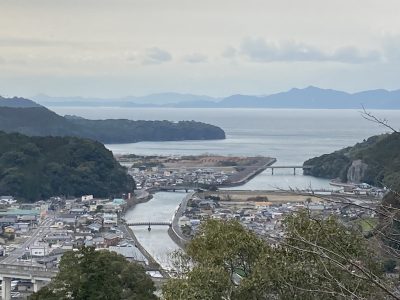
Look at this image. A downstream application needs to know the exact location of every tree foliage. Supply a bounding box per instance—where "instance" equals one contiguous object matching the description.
[0,131,135,201]
[304,132,400,190]
[30,247,157,300]
[163,212,392,300]
[0,106,226,144]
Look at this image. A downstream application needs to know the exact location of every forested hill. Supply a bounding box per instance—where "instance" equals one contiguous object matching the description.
[0,97,226,143]
[303,132,400,190]
[0,131,135,201]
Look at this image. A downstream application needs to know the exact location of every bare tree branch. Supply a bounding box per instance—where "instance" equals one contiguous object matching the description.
[360,105,398,133]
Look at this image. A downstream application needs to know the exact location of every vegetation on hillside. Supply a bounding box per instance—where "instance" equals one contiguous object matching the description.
[30,247,156,300]
[0,131,134,201]
[304,133,400,189]
[162,213,393,299]
[0,105,226,143]
[68,117,226,143]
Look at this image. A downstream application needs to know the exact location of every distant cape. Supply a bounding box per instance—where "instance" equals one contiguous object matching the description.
[31,86,400,109]
[0,96,226,144]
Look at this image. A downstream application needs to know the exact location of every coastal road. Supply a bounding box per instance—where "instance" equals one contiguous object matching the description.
[171,192,194,245]
[1,217,53,264]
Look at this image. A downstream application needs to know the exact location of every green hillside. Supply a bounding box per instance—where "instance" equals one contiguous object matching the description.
[0,97,226,143]
[0,131,135,201]
[304,133,400,190]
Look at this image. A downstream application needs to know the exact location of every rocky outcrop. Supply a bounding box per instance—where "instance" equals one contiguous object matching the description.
[346,160,368,183]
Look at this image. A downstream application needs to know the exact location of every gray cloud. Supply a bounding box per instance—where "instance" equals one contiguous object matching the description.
[222,46,237,59]
[381,34,400,62]
[239,37,381,64]
[330,46,381,63]
[183,53,207,63]
[143,47,172,64]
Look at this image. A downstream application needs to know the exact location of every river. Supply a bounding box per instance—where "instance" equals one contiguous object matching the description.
[49,107,400,267]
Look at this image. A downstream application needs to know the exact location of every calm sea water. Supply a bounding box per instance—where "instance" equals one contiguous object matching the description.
[49,107,400,264]
[50,107,400,164]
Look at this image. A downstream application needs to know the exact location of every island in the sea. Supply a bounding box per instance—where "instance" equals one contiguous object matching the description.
[0,96,226,144]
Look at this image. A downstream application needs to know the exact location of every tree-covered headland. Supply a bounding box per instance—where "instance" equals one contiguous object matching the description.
[0,131,135,201]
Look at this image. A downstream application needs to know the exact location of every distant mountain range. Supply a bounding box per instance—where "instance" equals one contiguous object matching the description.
[0,97,225,143]
[31,87,400,109]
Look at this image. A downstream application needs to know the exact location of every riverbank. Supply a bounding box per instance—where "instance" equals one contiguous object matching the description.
[168,192,193,248]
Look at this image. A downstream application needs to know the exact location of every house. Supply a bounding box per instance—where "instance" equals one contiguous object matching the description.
[56,214,77,225]
[103,233,120,247]
[70,208,86,215]
[30,246,48,257]
[91,237,105,248]
[0,217,17,227]
[44,232,73,244]
[103,213,118,228]
[15,222,30,233]
[87,222,102,232]
[0,196,16,205]
[19,215,38,223]
[81,195,94,201]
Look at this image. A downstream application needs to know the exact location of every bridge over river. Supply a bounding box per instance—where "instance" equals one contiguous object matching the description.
[126,221,172,231]
[265,165,313,175]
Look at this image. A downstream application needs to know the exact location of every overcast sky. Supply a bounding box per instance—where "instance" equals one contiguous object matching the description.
[1,0,400,98]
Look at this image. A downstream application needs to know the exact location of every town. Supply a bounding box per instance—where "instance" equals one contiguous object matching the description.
[176,188,383,244]
[0,194,156,299]
[0,156,389,299]
[118,154,276,190]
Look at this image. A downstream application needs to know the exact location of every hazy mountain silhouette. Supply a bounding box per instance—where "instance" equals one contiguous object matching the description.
[32,87,400,109]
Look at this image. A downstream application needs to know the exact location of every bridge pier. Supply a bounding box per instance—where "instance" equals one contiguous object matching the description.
[294,168,296,176]
[33,279,46,293]
[1,276,12,300]
[271,168,274,175]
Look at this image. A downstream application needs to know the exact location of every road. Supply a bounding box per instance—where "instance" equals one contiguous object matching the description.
[1,217,54,264]
[171,192,193,245]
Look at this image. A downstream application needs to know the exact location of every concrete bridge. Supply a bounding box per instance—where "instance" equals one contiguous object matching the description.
[0,264,58,300]
[149,186,196,192]
[265,165,313,175]
[126,221,172,231]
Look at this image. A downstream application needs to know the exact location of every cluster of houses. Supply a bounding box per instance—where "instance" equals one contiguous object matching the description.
[178,193,379,243]
[0,197,42,239]
[0,195,147,268]
[130,167,231,190]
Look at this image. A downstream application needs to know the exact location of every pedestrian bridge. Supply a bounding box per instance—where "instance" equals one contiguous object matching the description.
[126,221,172,230]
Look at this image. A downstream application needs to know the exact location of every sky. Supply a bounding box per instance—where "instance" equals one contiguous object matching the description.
[1,0,400,98]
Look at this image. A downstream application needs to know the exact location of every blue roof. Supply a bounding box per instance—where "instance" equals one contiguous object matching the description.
[113,198,126,205]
